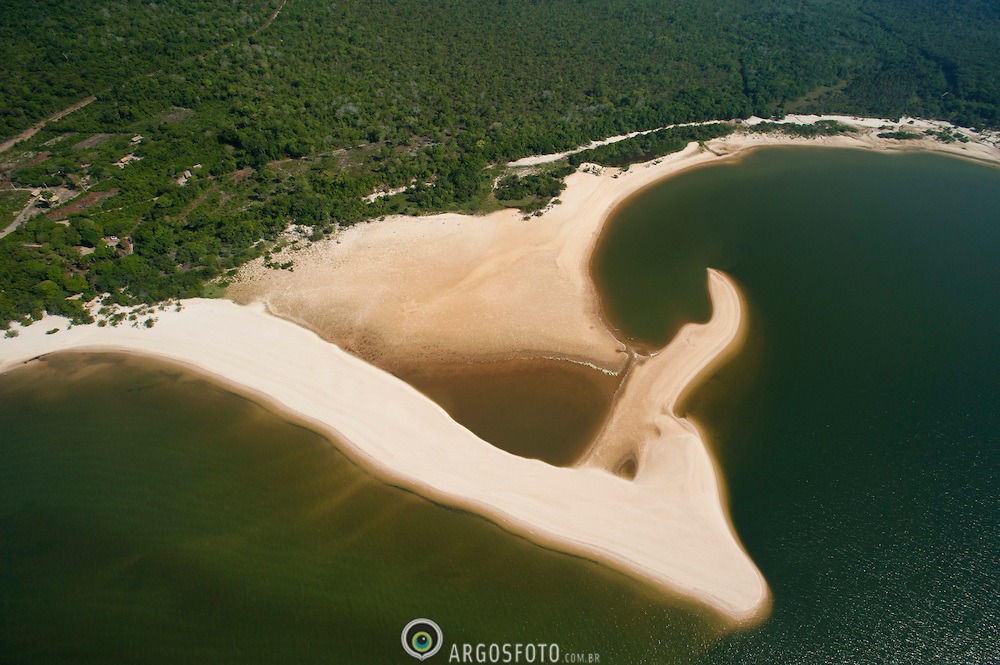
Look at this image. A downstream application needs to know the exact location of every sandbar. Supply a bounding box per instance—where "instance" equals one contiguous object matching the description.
[0,273,767,622]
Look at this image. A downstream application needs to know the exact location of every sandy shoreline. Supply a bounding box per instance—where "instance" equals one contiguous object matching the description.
[0,274,767,622]
[228,114,1000,373]
[579,270,750,474]
[5,114,999,624]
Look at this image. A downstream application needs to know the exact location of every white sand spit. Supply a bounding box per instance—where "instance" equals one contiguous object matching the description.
[0,279,768,622]
[581,269,748,472]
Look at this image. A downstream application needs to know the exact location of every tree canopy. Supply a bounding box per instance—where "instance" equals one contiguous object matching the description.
[1,0,998,327]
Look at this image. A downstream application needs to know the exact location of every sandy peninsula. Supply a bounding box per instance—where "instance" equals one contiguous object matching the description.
[0,271,767,622]
[5,115,1000,624]
[227,114,1000,376]
[579,269,749,474]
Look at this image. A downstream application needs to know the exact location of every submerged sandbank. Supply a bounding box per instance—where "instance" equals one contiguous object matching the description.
[0,274,768,621]
[394,356,619,466]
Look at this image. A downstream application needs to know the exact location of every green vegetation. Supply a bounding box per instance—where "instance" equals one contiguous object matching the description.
[0,0,280,138]
[749,120,859,138]
[495,165,575,213]
[828,0,1000,128]
[1,0,998,328]
[878,131,924,140]
[0,191,32,225]
[925,128,971,143]
[568,124,735,168]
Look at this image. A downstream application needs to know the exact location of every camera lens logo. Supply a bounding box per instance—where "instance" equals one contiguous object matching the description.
[401,618,443,661]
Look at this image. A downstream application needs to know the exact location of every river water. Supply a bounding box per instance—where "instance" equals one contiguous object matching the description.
[2,147,997,662]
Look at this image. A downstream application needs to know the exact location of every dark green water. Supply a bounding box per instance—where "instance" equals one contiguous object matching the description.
[595,148,1000,662]
[0,354,720,664]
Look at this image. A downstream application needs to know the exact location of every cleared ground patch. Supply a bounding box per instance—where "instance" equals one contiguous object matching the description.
[159,107,195,124]
[73,133,112,150]
[48,188,118,219]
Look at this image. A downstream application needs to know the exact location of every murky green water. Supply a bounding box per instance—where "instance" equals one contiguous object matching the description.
[0,353,718,664]
[595,147,1000,662]
[395,358,619,466]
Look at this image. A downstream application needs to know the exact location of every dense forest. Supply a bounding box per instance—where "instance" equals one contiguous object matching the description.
[1,0,998,328]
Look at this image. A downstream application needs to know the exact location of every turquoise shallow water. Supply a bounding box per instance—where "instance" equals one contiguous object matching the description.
[595,147,1000,662]
[2,147,999,663]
